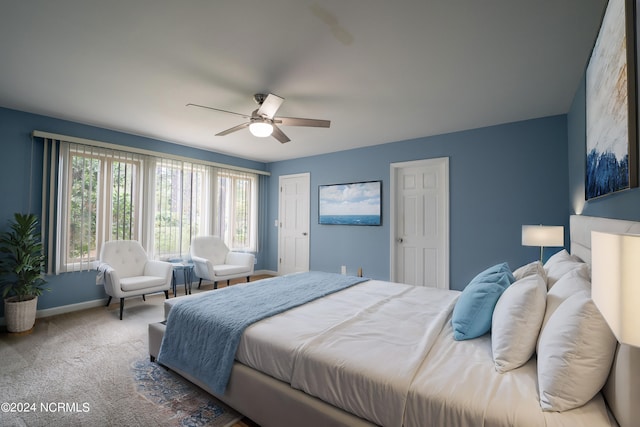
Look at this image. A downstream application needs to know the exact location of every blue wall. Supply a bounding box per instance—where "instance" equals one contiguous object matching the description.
[0,107,268,314]
[266,116,571,290]
[567,76,640,220]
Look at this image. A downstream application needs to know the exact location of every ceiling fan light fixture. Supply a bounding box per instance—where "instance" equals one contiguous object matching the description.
[188,93,330,143]
[249,121,273,137]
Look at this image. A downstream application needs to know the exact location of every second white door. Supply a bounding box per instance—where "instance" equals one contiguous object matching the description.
[391,158,449,289]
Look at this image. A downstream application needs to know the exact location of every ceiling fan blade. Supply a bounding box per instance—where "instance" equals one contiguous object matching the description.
[257,94,284,119]
[276,117,331,128]
[271,125,291,144]
[215,122,250,136]
[187,103,251,119]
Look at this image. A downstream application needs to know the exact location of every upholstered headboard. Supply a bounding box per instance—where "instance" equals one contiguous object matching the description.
[569,215,640,427]
[570,215,640,264]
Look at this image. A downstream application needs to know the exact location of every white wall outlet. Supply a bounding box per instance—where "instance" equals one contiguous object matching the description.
[341,265,347,275]
[274,219,278,227]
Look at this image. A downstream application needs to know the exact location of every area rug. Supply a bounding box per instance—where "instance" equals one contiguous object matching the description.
[131,359,242,427]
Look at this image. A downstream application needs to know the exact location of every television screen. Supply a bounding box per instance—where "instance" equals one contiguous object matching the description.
[318,181,382,225]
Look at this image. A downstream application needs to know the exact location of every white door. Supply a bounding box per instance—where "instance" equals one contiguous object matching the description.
[278,173,310,275]
[391,158,449,289]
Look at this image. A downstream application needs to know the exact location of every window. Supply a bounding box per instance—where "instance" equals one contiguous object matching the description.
[51,140,259,273]
[153,159,209,260]
[215,169,258,251]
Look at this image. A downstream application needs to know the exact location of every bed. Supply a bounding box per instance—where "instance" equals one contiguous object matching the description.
[148,215,640,427]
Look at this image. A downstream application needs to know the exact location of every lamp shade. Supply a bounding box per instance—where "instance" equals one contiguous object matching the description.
[521,225,564,247]
[249,122,273,137]
[591,231,640,347]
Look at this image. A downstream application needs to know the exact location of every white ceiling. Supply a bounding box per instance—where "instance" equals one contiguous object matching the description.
[0,1,606,163]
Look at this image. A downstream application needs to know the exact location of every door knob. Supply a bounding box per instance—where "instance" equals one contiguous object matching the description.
[397,238,403,243]
[302,232,308,236]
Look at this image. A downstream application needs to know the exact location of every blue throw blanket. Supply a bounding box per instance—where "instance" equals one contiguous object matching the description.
[157,271,369,394]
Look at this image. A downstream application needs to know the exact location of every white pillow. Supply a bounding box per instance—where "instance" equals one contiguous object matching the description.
[491,273,546,373]
[539,267,590,332]
[513,260,546,282]
[543,249,589,288]
[537,290,617,412]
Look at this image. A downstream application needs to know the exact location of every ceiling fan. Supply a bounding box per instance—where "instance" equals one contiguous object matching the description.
[187,93,331,143]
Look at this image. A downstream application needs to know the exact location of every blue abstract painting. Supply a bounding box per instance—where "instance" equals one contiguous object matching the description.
[585,0,633,200]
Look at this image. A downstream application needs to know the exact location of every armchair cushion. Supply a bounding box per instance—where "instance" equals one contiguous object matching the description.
[213,264,252,277]
[120,276,169,292]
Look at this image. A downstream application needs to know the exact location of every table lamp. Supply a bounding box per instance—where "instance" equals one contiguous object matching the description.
[521,225,564,262]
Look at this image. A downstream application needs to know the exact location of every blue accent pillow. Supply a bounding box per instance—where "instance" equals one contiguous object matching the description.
[452,263,515,341]
[469,262,515,286]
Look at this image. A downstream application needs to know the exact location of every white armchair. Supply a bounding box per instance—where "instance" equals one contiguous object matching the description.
[98,240,172,320]
[190,236,255,289]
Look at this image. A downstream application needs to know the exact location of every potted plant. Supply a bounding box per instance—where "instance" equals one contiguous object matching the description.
[0,213,48,333]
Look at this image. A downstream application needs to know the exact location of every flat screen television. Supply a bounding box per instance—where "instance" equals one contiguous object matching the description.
[318,180,382,225]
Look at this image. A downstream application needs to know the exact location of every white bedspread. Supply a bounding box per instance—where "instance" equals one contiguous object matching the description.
[237,280,459,427]
[236,279,413,384]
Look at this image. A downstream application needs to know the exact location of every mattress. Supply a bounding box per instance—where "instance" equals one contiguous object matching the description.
[162,278,617,427]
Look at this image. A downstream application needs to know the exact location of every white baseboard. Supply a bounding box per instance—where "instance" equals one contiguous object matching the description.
[0,298,106,326]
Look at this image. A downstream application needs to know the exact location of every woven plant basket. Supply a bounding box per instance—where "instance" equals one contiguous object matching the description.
[4,295,38,333]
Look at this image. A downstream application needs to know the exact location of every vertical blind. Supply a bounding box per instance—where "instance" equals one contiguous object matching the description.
[55,141,145,273]
[39,136,262,274]
[153,158,211,260]
[215,168,257,250]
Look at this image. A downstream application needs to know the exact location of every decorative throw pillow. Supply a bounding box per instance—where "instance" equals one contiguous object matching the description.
[491,273,546,373]
[452,263,514,341]
[537,290,617,412]
[543,249,589,289]
[539,267,591,333]
[513,260,547,282]
[469,262,515,285]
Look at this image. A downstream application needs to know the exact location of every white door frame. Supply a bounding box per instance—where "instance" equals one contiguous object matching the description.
[277,172,310,275]
[390,157,449,288]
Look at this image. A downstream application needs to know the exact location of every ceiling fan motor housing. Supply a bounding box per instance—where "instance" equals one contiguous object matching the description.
[253,93,268,105]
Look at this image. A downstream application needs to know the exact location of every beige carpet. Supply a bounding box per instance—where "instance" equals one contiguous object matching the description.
[0,279,262,427]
